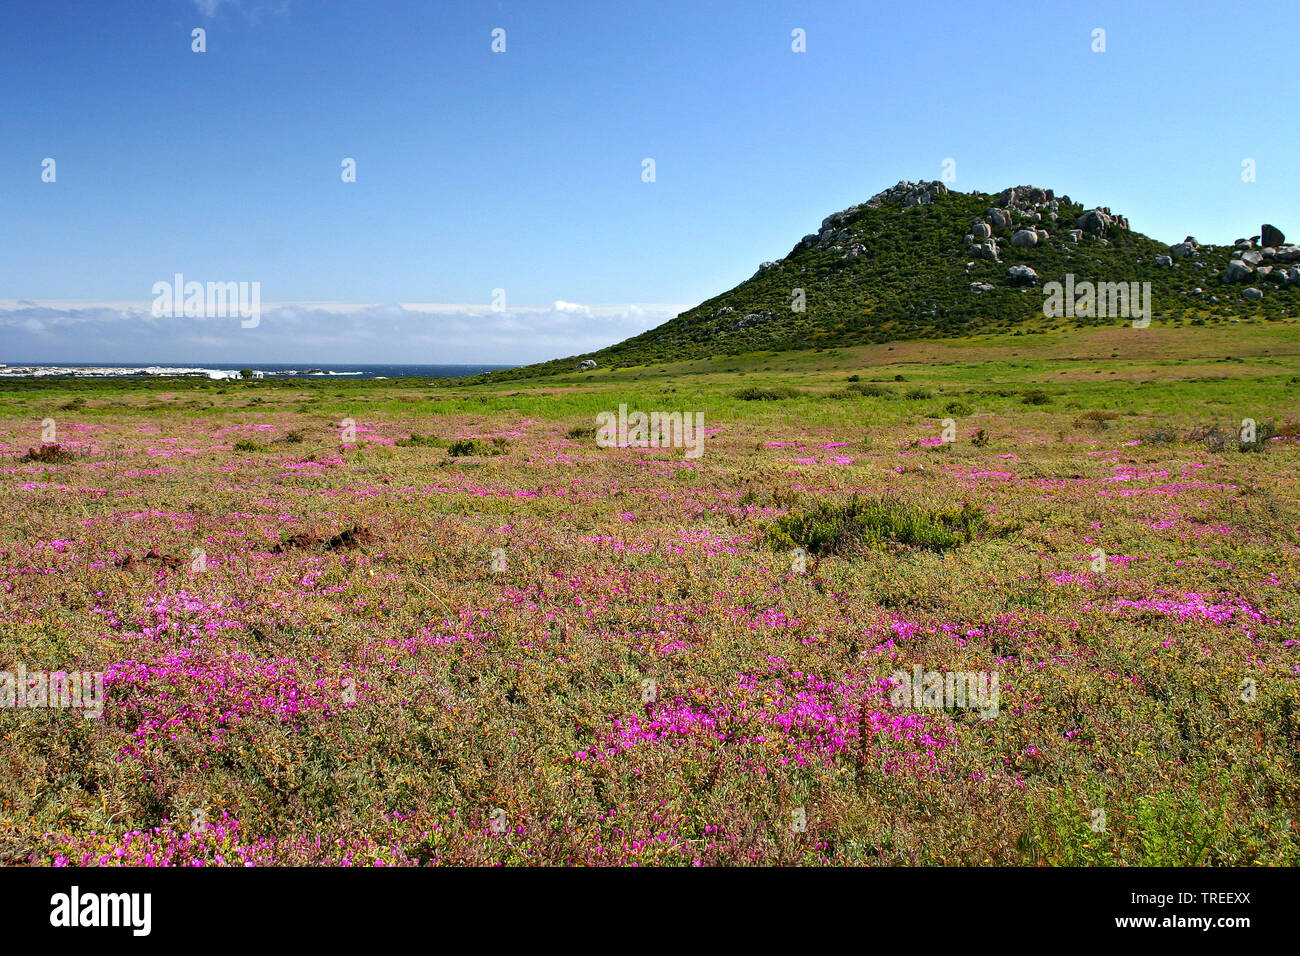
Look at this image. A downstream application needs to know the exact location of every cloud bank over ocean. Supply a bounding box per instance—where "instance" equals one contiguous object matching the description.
[0,301,687,365]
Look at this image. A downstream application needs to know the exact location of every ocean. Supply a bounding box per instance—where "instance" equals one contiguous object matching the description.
[0,363,515,380]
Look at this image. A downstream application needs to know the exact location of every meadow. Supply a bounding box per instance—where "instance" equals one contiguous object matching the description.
[2,324,1298,866]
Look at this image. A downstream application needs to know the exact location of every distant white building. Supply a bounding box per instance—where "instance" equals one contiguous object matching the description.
[250,370,264,379]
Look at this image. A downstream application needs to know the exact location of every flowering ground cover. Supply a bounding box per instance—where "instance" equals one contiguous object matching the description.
[2,328,1299,865]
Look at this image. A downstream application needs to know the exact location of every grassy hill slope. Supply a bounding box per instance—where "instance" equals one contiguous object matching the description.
[476,180,1298,382]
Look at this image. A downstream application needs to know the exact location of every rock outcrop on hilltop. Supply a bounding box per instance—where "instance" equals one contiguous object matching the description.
[793,180,951,260]
[1216,225,1300,295]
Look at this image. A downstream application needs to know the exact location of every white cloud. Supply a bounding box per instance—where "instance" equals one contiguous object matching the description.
[0,300,688,365]
[552,300,592,316]
[191,0,290,21]
[192,0,234,17]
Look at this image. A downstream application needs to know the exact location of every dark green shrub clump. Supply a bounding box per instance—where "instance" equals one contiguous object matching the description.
[734,386,803,401]
[1242,420,1277,453]
[448,437,509,457]
[1072,409,1120,432]
[1189,420,1277,454]
[1140,425,1179,446]
[762,495,1017,556]
[21,444,77,464]
[396,433,446,447]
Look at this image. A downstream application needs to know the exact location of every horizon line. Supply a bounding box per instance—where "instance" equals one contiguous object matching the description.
[0,299,694,316]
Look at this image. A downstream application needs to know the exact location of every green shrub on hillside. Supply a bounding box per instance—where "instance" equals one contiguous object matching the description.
[448,437,510,457]
[734,386,803,401]
[762,496,1018,556]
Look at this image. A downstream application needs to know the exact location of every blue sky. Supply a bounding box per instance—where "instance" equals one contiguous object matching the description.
[1,0,1295,363]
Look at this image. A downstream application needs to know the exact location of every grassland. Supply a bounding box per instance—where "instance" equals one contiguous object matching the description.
[2,325,1298,866]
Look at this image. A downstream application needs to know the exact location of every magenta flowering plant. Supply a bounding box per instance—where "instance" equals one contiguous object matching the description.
[1,374,1297,867]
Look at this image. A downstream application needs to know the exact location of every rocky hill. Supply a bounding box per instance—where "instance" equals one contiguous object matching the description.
[486,180,1299,379]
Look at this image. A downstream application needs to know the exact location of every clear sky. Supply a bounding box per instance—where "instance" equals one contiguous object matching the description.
[1,0,1296,364]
